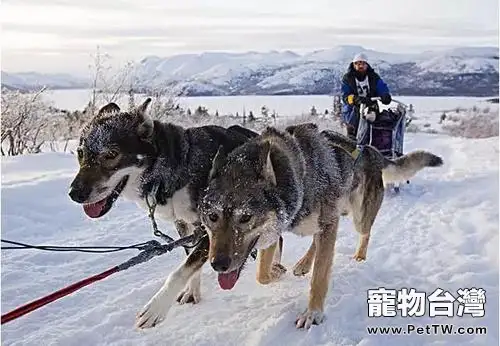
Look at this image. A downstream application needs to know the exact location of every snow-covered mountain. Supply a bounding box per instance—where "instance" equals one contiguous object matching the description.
[129,45,499,97]
[1,71,89,91]
[2,46,498,96]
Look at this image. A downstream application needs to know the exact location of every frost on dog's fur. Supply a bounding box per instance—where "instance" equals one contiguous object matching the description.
[70,98,262,329]
[78,99,186,203]
[198,124,355,327]
[80,104,140,153]
[197,123,444,329]
[81,124,113,153]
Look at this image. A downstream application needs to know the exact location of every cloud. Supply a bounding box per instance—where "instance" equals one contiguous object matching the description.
[2,0,498,75]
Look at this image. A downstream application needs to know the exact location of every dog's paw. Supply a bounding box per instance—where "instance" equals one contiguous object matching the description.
[352,251,367,262]
[295,309,325,329]
[176,283,201,305]
[293,257,313,276]
[136,295,172,329]
[271,262,287,278]
[257,263,287,285]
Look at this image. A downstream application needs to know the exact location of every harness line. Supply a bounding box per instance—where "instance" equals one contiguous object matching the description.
[1,233,206,325]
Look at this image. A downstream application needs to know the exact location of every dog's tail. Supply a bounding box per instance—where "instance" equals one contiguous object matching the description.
[320,130,443,184]
[381,150,443,184]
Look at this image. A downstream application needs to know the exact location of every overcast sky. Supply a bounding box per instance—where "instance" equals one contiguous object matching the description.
[2,0,498,76]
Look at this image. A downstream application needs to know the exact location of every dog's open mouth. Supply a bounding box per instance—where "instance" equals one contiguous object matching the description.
[83,176,129,218]
[217,236,259,290]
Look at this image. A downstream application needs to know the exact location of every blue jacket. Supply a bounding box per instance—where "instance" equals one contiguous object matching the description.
[341,63,391,126]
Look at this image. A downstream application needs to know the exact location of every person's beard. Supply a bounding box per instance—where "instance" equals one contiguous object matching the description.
[354,69,367,80]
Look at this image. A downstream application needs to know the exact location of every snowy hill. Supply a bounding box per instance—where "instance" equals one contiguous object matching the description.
[131,45,498,96]
[1,128,498,345]
[1,71,89,91]
[1,46,498,96]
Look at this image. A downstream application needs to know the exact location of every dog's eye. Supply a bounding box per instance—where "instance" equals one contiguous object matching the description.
[239,214,252,224]
[76,148,84,161]
[104,150,119,160]
[208,213,219,222]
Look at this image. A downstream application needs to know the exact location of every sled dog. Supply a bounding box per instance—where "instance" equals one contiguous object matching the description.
[68,98,258,310]
[135,123,443,329]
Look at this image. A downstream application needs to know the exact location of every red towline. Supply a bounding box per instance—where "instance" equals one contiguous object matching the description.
[1,236,196,325]
[1,266,119,324]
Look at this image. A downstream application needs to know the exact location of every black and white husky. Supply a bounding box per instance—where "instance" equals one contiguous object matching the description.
[68,98,257,311]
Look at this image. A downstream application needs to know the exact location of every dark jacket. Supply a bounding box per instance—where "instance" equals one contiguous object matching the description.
[341,63,391,126]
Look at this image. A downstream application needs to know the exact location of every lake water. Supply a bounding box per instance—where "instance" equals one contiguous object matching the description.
[42,89,494,116]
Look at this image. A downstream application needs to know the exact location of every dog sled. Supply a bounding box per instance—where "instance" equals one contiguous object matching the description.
[355,97,413,193]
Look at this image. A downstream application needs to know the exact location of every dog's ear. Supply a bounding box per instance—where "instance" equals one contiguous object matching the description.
[209,145,226,181]
[97,103,120,117]
[137,97,154,139]
[259,141,276,185]
[209,145,226,180]
[285,125,297,135]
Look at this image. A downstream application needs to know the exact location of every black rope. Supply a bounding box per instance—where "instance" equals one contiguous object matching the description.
[144,184,257,259]
[2,230,206,255]
[1,239,152,253]
[145,185,176,243]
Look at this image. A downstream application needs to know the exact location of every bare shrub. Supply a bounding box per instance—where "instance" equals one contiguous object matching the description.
[445,114,462,123]
[406,123,421,133]
[86,47,135,117]
[50,48,184,151]
[1,87,59,155]
[45,109,90,153]
[138,84,185,121]
[442,113,499,138]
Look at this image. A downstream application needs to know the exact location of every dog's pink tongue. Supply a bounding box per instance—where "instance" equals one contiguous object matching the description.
[218,270,239,290]
[83,199,106,218]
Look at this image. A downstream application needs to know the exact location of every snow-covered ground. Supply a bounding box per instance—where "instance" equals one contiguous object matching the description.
[1,127,498,345]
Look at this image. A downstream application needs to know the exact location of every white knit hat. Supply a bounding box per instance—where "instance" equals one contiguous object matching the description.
[352,53,368,63]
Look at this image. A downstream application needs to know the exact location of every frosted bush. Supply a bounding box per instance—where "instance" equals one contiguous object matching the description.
[442,110,499,138]
[1,87,56,155]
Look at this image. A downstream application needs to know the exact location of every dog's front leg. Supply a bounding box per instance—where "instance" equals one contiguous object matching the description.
[295,216,338,329]
[136,236,209,329]
[292,240,316,276]
[174,220,202,304]
[256,239,286,285]
[176,270,201,304]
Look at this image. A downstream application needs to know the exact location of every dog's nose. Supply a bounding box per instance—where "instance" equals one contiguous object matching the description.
[68,178,91,203]
[68,186,87,203]
[68,176,92,203]
[211,255,231,272]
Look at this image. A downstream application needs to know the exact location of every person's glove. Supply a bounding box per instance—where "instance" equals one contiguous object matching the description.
[348,94,369,105]
[364,111,377,122]
[380,93,392,105]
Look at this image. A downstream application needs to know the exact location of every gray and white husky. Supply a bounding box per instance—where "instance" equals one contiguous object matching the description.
[135,123,443,329]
